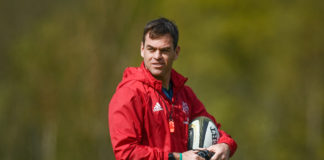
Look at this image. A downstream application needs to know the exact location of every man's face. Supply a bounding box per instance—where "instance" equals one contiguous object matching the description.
[141,33,180,81]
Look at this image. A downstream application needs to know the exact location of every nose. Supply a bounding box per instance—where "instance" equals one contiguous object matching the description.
[153,50,162,59]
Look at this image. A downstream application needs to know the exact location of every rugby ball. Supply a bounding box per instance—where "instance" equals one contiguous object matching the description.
[188,116,220,150]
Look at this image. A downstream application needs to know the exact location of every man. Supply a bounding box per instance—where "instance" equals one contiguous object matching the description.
[109,17,237,160]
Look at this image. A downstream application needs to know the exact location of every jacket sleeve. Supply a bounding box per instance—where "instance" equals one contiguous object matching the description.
[186,87,237,157]
[108,86,168,160]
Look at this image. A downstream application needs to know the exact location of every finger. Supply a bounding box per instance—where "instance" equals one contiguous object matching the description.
[219,154,229,160]
[210,152,221,160]
[207,146,214,151]
[222,150,230,160]
[196,155,206,160]
[191,150,200,153]
[206,147,216,153]
[193,148,206,151]
[221,154,229,160]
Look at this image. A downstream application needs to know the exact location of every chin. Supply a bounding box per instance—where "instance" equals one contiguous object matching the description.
[150,70,164,79]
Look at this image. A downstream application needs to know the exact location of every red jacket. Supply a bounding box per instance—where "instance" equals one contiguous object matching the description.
[109,63,237,160]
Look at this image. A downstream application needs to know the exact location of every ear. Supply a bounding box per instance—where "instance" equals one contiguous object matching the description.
[174,46,180,60]
[140,42,144,58]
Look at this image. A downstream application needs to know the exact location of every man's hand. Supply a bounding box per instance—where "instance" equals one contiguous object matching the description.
[173,150,205,160]
[207,143,230,160]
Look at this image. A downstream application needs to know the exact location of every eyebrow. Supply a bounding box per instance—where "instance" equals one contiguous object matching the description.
[160,47,171,51]
[146,45,171,51]
[146,45,156,49]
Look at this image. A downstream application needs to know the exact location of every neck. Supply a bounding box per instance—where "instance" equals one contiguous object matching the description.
[161,73,171,89]
[154,70,171,89]
[143,63,172,89]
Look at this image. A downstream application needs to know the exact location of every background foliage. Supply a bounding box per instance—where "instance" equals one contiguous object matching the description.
[1,0,323,159]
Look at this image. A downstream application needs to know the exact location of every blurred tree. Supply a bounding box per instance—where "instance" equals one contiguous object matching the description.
[0,0,323,160]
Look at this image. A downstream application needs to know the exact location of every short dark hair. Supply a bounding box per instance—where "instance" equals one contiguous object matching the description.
[142,17,179,49]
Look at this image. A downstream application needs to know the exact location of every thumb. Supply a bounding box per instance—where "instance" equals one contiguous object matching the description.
[210,152,221,160]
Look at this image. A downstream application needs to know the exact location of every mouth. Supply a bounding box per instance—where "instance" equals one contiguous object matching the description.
[152,63,164,68]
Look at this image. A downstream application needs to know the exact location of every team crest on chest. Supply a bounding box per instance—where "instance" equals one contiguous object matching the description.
[182,101,189,115]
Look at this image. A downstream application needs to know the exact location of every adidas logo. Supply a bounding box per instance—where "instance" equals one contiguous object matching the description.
[153,102,163,112]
